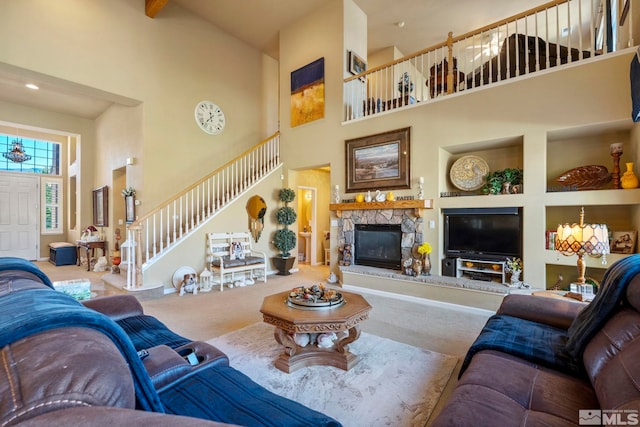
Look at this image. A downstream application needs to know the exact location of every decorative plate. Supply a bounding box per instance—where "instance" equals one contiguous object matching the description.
[450,155,490,191]
[286,285,345,310]
[172,266,197,288]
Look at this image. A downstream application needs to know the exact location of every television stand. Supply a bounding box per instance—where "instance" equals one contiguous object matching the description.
[456,258,506,284]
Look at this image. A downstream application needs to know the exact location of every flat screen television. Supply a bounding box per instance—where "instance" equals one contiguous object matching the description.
[443,207,523,260]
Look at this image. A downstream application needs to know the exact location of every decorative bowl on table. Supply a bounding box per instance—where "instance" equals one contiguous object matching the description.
[287,284,345,309]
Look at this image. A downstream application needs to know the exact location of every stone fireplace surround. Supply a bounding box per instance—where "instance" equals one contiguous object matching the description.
[334,204,514,304]
[337,208,424,262]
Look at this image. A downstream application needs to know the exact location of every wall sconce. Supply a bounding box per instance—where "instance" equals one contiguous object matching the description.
[555,207,610,287]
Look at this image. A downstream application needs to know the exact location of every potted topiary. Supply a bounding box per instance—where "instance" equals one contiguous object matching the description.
[272,188,297,275]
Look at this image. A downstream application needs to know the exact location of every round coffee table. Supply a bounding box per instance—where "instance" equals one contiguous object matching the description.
[260,290,372,373]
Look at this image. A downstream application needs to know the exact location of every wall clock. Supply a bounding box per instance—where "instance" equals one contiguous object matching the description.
[195,100,226,134]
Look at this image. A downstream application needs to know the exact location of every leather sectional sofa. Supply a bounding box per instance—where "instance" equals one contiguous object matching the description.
[0,257,340,426]
[431,255,640,426]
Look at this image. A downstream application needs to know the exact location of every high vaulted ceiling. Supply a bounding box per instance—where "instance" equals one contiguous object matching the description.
[170,0,548,59]
[2,0,549,121]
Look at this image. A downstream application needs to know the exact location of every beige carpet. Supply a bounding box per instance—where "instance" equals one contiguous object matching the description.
[209,322,458,427]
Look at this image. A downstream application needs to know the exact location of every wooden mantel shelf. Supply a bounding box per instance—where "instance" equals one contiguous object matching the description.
[329,199,433,217]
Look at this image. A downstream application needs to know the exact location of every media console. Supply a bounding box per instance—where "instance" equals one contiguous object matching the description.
[454,258,507,284]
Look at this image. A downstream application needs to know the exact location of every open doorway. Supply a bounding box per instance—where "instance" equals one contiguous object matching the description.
[291,166,331,266]
[297,186,316,264]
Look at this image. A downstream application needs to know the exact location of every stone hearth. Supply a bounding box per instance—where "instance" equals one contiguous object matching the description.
[337,208,423,261]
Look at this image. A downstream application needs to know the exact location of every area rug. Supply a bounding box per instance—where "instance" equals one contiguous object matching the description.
[208,322,458,427]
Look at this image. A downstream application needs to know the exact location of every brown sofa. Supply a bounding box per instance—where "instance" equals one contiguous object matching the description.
[0,257,340,427]
[431,257,640,426]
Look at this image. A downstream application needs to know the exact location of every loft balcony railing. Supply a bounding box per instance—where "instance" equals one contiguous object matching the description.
[123,132,280,289]
[344,0,635,122]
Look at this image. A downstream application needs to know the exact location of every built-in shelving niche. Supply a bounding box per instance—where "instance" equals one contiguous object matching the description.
[439,135,524,199]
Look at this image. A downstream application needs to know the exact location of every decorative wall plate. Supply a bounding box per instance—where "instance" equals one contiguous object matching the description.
[449,155,490,191]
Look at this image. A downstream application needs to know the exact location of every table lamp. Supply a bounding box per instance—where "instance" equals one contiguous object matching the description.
[555,207,610,286]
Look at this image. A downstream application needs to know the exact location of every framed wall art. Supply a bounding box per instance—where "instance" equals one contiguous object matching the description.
[345,127,411,192]
[348,50,366,78]
[290,57,325,127]
[610,230,637,254]
[92,185,109,227]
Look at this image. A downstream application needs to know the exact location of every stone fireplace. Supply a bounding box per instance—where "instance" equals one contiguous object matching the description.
[354,224,403,269]
[336,207,424,269]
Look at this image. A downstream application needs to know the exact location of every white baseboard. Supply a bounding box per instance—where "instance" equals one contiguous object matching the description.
[341,284,496,316]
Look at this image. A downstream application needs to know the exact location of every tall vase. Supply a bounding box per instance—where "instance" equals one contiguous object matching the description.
[621,162,639,189]
[422,254,431,276]
[510,270,521,287]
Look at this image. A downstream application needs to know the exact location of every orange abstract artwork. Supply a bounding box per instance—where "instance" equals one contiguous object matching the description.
[290,57,325,127]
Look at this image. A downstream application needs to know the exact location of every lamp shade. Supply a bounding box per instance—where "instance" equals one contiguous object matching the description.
[556,222,610,256]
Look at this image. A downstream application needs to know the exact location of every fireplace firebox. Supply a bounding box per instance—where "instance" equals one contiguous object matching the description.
[354,224,402,269]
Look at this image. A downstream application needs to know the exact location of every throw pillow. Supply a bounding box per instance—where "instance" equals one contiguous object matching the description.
[231,242,245,260]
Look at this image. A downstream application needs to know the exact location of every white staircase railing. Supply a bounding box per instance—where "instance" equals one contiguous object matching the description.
[123,132,280,289]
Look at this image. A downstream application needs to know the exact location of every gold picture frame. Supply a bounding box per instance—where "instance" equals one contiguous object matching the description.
[345,127,411,192]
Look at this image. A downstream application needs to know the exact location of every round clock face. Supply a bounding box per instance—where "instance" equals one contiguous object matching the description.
[195,100,226,134]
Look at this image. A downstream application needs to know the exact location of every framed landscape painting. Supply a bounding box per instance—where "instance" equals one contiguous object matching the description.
[345,127,411,192]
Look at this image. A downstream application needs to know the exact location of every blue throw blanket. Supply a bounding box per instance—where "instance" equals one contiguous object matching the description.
[460,254,640,378]
[0,286,164,413]
[565,254,640,358]
[0,257,54,288]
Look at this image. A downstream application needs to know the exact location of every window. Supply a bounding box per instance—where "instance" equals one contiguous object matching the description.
[0,134,60,175]
[42,177,63,234]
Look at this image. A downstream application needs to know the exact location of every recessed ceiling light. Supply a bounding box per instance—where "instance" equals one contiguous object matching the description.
[25,83,39,90]
[396,21,405,28]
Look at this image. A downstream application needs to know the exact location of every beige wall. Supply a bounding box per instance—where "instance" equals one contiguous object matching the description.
[278,0,640,289]
[0,0,273,218]
[0,0,278,259]
[144,167,284,289]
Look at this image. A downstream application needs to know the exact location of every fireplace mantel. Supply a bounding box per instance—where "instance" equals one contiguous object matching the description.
[329,199,433,218]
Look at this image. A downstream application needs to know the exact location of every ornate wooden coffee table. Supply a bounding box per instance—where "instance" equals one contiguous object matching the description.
[260,290,372,373]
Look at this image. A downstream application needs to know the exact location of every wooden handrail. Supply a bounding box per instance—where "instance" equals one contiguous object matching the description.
[130,131,280,227]
[344,0,572,84]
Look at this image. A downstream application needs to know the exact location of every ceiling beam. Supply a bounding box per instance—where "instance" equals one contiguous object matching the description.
[145,0,169,18]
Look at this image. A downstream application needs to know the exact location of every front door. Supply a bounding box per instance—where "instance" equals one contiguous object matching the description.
[0,173,38,260]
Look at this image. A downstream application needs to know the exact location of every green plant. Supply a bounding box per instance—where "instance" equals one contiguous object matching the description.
[273,229,296,257]
[482,168,523,195]
[505,257,522,272]
[273,187,297,257]
[279,188,296,203]
[276,206,296,226]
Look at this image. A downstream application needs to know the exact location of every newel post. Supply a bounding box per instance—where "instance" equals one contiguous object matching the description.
[446,31,454,94]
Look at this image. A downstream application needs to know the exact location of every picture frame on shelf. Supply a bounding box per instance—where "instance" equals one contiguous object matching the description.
[348,50,366,80]
[345,127,411,192]
[610,230,637,254]
[92,185,108,227]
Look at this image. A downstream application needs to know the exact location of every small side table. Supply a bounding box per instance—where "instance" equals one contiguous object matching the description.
[77,240,107,271]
